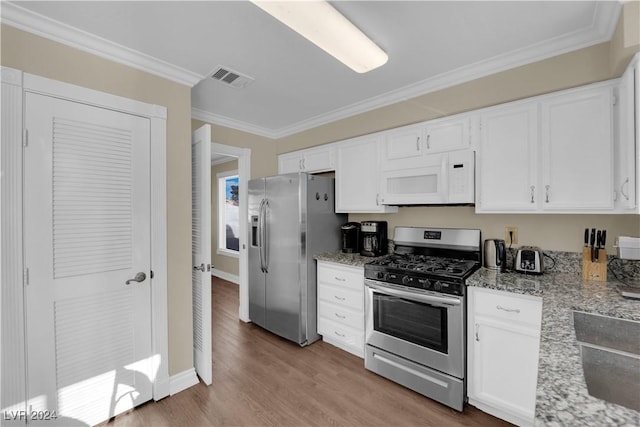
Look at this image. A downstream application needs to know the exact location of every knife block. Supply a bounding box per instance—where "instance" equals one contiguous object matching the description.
[582,248,607,282]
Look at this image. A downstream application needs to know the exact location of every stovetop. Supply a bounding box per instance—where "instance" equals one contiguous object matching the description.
[364,253,480,296]
[368,254,479,277]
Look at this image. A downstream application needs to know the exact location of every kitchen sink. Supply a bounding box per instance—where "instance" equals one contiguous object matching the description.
[573,311,640,411]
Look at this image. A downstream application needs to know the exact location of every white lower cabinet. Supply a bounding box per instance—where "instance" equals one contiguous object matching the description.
[467,287,542,426]
[317,261,365,358]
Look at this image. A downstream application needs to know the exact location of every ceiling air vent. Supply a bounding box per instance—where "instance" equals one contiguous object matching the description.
[210,66,254,89]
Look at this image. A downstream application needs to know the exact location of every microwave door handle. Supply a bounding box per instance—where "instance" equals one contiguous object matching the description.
[441,155,449,203]
[365,281,461,307]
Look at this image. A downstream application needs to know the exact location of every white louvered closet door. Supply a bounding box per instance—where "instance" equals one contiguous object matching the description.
[24,93,153,426]
[191,124,212,385]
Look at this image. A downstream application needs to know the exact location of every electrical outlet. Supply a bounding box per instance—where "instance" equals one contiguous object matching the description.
[506,227,518,245]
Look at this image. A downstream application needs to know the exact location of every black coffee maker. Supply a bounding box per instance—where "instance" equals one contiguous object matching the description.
[360,221,387,257]
[341,222,361,253]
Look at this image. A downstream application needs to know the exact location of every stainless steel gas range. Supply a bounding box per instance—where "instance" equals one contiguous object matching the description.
[364,227,481,411]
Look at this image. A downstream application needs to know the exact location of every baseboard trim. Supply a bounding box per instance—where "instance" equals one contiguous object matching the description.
[211,268,239,285]
[169,368,199,396]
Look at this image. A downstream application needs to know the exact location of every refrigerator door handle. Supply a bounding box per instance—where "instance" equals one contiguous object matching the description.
[263,199,270,273]
[258,198,266,272]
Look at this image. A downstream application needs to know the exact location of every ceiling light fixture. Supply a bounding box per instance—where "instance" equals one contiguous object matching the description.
[251,0,388,73]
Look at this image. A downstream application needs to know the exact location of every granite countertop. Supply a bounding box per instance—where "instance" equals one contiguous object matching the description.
[467,267,640,426]
[314,250,384,268]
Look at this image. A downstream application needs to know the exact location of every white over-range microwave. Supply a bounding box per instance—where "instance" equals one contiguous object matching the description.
[379,150,475,205]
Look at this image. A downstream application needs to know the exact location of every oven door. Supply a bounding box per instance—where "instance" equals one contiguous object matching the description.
[365,279,464,379]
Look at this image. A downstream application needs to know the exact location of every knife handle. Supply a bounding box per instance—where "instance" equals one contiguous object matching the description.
[584,228,589,246]
[601,230,606,248]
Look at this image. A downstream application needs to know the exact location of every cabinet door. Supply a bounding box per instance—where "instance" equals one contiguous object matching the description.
[615,61,637,211]
[381,125,423,169]
[476,103,538,212]
[424,115,470,153]
[278,152,303,174]
[541,86,614,210]
[335,136,397,213]
[470,318,540,422]
[302,146,335,173]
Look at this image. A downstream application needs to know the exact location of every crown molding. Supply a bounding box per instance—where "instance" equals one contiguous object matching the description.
[1,66,23,86]
[191,108,277,139]
[1,2,203,87]
[194,2,622,139]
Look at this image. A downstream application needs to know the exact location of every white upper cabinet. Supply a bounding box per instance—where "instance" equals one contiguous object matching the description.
[423,115,471,154]
[540,85,614,211]
[381,124,423,168]
[476,102,539,212]
[278,144,335,174]
[476,81,617,213]
[381,114,471,170]
[615,55,638,212]
[335,135,397,213]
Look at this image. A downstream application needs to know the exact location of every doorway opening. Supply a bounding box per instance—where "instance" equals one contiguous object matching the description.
[210,142,250,323]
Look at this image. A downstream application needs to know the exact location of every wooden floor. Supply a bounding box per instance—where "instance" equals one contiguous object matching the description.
[102,278,512,427]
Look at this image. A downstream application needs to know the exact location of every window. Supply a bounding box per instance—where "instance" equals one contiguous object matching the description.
[217,170,239,257]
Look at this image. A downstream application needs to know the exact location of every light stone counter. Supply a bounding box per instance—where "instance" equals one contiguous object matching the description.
[467,263,640,426]
[314,251,383,268]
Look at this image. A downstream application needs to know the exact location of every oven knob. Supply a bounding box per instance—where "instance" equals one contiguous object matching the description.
[401,275,410,285]
[377,271,385,279]
[434,281,442,291]
[423,279,431,289]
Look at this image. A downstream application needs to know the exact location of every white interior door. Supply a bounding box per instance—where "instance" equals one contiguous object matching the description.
[24,92,153,426]
[192,124,212,385]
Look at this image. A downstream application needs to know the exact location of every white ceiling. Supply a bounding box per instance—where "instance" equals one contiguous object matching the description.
[2,1,621,138]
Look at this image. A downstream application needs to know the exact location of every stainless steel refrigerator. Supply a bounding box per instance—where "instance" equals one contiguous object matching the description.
[249,173,346,346]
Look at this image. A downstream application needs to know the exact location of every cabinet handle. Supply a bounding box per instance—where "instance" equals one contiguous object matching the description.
[530,185,535,203]
[376,193,380,206]
[416,136,421,151]
[426,134,431,150]
[302,158,306,170]
[334,312,346,319]
[334,295,346,301]
[299,159,303,170]
[496,305,521,314]
[334,276,346,282]
[475,323,479,342]
[334,331,346,338]
[545,185,550,203]
[621,178,630,201]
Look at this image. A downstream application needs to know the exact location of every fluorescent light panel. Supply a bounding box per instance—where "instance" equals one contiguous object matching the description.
[252,1,388,73]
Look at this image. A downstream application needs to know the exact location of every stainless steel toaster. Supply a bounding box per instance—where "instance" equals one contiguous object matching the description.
[514,246,544,274]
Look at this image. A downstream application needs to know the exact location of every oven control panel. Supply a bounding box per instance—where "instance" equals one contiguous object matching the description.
[367,270,463,296]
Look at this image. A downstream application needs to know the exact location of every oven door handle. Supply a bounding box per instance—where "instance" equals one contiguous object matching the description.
[365,281,461,306]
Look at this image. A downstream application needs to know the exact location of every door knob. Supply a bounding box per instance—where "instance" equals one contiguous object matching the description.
[193,263,205,272]
[125,272,146,285]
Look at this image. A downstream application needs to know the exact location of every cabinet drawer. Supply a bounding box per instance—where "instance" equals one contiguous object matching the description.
[317,263,364,291]
[473,288,542,327]
[318,300,363,331]
[318,283,363,311]
[318,317,364,353]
